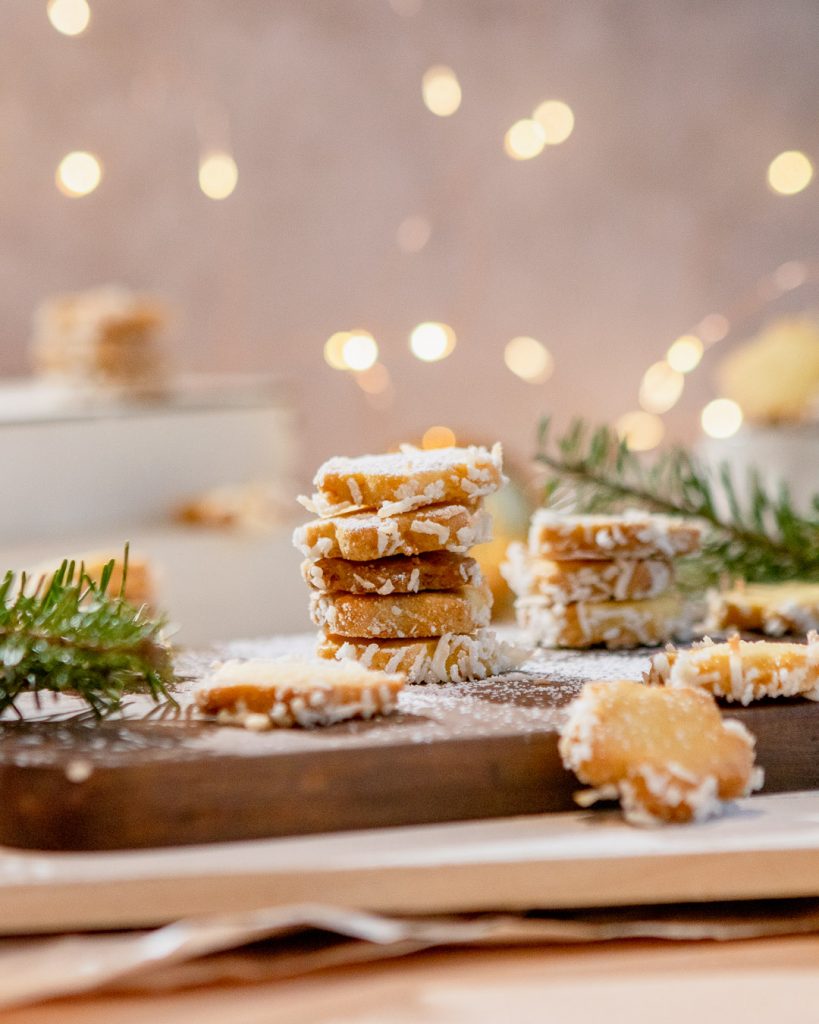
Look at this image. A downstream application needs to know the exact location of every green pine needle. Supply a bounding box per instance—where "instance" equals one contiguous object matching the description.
[535,417,819,589]
[0,550,175,717]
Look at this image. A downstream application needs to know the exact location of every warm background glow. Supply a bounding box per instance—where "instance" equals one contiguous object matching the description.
[533,100,574,144]
[504,119,546,160]
[504,336,554,383]
[767,150,813,195]
[666,335,703,373]
[701,398,744,439]
[615,410,665,452]
[341,331,378,371]
[55,151,102,197]
[409,322,456,362]
[422,424,456,449]
[2,2,818,468]
[47,0,90,36]
[198,152,238,199]
[638,361,684,414]
[421,66,462,117]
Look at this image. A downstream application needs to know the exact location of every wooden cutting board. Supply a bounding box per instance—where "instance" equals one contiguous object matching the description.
[1,634,817,851]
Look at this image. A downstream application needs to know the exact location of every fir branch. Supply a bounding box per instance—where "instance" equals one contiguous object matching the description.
[0,552,175,717]
[535,417,819,587]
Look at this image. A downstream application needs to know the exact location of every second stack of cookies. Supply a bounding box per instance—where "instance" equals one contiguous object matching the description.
[503,510,701,649]
[293,444,525,682]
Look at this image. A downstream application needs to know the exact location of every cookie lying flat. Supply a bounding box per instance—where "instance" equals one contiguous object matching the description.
[302,551,482,595]
[517,592,688,649]
[300,443,504,518]
[318,628,527,684]
[646,632,819,705]
[502,542,672,604]
[310,581,492,639]
[706,581,819,637]
[528,510,701,561]
[558,680,763,825]
[194,657,405,729]
[293,502,491,562]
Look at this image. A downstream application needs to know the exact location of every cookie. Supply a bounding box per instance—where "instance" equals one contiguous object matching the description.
[706,581,819,637]
[300,443,504,517]
[516,592,689,649]
[310,581,492,639]
[318,628,528,684]
[647,632,819,705]
[528,510,701,561]
[293,502,491,562]
[502,542,672,604]
[194,657,405,729]
[302,551,482,595]
[27,550,156,609]
[558,679,763,825]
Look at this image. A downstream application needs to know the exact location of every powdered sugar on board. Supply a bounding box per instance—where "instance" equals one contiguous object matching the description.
[0,631,654,765]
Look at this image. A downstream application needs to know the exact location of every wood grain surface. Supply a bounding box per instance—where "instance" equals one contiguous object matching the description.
[0,635,817,851]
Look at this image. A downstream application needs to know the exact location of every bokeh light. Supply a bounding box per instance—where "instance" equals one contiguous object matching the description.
[615,410,665,452]
[774,260,808,292]
[324,331,352,370]
[697,313,730,345]
[55,151,102,197]
[532,100,574,144]
[47,0,90,36]
[701,398,743,439]
[342,331,379,371]
[355,362,391,394]
[409,322,456,361]
[422,425,456,449]
[198,151,238,199]
[504,119,546,160]
[638,361,684,414]
[767,151,813,195]
[421,66,462,117]
[666,334,703,374]
[396,215,431,253]
[504,336,554,383]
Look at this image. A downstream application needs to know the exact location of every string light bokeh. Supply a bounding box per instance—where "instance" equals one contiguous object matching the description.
[4,1,817,467]
[46,0,90,36]
[198,152,238,200]
[55,151,102,197]
[421,66,462,117]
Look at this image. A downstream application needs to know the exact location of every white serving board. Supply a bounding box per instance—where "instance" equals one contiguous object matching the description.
[4,790,819,935]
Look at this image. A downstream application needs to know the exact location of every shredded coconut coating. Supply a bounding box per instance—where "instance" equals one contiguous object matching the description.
[301,443,504,519]
[502,542,673,604]
[302,551,481,595]
[292,503,491,562]
[706,581,819,637]
[516,592,692,650]
[646,632,819,705]
[310,581,492,639]
[194,656,405,729]
[318,628,529,684]
[528,510,701,561]
[558,679,762,826]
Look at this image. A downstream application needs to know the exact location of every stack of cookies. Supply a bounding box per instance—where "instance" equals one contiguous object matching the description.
[31,285,168,395]
[293,444,525,683]
[502,510,701,649]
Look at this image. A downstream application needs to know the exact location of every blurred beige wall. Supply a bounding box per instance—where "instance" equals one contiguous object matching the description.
[1,0,818,471]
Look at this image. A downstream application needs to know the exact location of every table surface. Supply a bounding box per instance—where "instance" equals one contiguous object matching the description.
[5,935,819,1023]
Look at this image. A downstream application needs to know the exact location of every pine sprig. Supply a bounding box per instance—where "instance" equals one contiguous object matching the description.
[0,552,175,717]
[536,417,819,587]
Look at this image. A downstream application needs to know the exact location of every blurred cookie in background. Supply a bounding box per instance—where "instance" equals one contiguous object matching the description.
[30,285,171,397]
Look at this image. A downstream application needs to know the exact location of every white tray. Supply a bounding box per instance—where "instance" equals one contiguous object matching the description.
[4,790,819,935]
